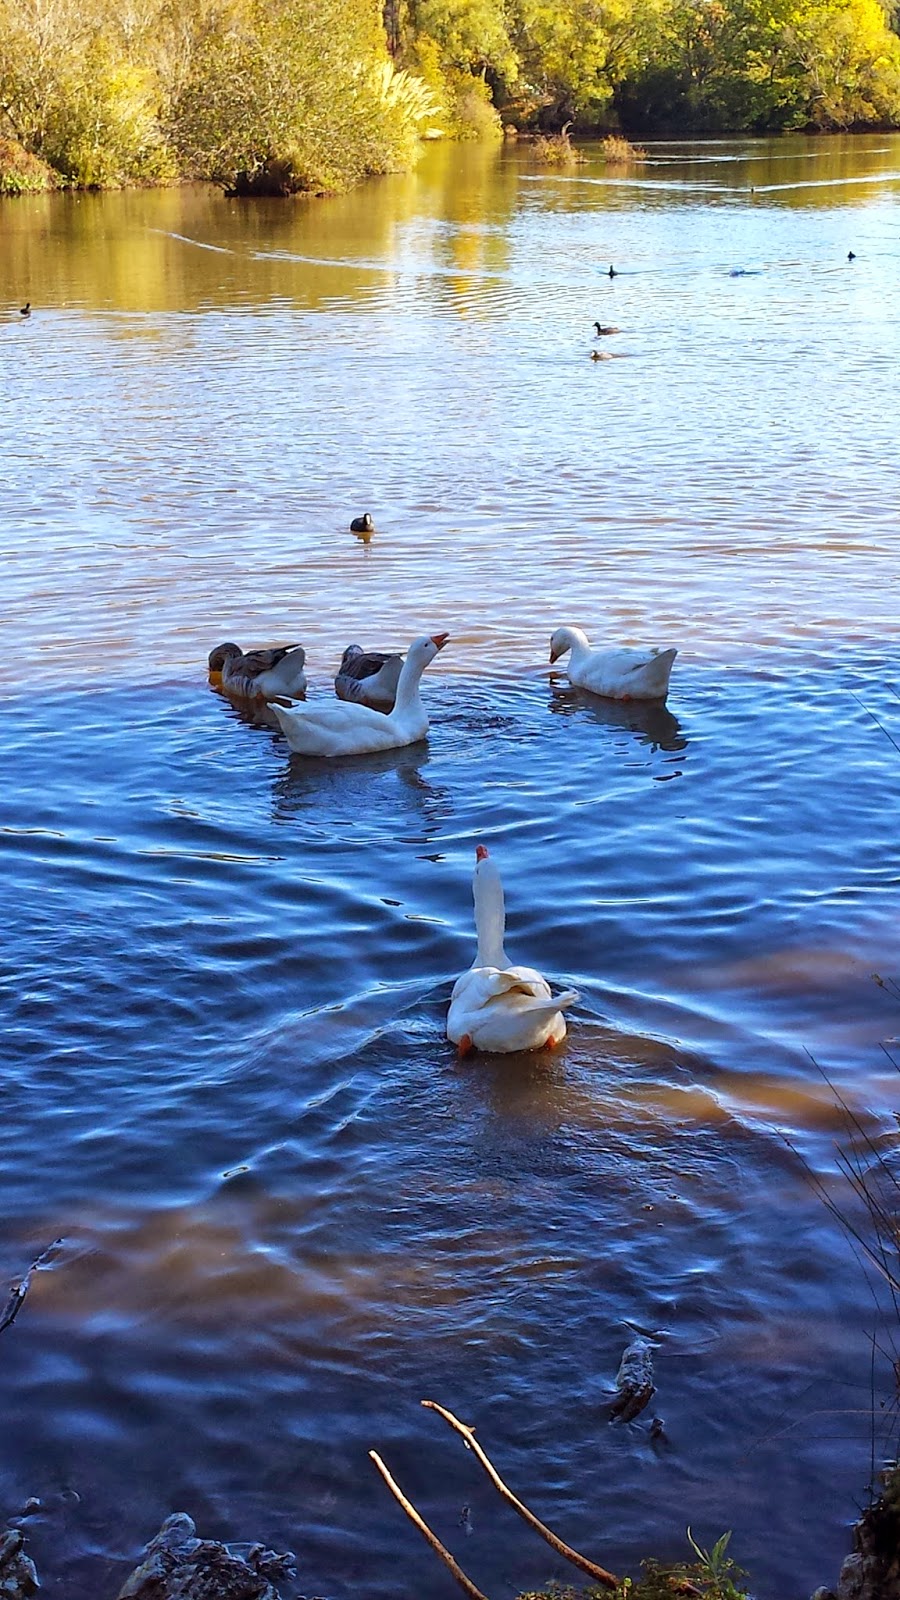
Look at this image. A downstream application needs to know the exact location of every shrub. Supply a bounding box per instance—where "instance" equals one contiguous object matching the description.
[601,133,645,163]
[531,124,583,164]
[0,137,59,193]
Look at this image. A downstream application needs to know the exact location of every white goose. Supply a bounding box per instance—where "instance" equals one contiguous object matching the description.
[272,633,447,756]
[208,641,307,701]
[334,645,404,711]
[447,846,578,1056]
[549,626,677,701]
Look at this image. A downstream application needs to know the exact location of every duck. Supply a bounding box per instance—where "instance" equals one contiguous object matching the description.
[334,644,404,711]
[272,632,447,756]
[208,641,307,701]
[20,302,30,317]
[447,845,578,1056]
[549,626,677,701]
[594,321,620,336]
[590,349,612,361]
[350,513,374,535]
[847,250,856,261]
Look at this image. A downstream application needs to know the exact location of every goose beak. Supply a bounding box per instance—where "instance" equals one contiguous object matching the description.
[475,844,489,861]
[549,644,562,664]
[430,632,449,651]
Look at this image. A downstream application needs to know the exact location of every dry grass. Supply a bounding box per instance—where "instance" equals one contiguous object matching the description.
[601,134,646,165]
[531,125,584,167]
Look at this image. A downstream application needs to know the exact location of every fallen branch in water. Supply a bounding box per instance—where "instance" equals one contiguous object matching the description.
[368,1450,489,1600]
[0,1240,64,1335]
[421,1399,619,1589]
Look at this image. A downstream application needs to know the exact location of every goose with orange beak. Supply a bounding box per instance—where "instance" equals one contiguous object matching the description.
[447,846,578,1056]
[272,632,448,757]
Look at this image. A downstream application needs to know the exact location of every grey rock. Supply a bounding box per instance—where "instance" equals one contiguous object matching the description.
[116,1514,295,1600]
[0,1528,40,1598]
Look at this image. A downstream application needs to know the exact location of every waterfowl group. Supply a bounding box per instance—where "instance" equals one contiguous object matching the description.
[447,846,578,1055]
[271,633,448,756]
[210,620,678,1050]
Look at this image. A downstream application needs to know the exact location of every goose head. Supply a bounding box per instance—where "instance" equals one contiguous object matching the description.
[549,627,574,664]
[406,632,449,670]
[208,642,242,674]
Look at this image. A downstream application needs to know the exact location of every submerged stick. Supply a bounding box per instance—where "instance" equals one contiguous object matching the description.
[421,1399,618,1588]
[0,1239,63,1335]
[368,1451,489,1600]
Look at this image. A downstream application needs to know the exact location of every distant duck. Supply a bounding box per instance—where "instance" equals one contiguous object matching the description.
[608,265,618,278]
[350,513,374,535]
[335,644,404,711]
[20,302,30,317]
[590,349,612,361]
[594,321,620,336]
[848,250,856,261]
[272,632,447,757]
[549,625,677,700]
[447,845,579,1056]
[208,641,307,701]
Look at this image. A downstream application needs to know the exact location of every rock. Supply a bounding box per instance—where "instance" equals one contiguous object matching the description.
[0,1527,39,1598]
[116,1514,295,1600]
[837,1552,866,1600]
[609,1336,656,1423]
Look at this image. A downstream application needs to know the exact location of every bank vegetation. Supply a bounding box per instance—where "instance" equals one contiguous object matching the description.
[1,0,900,195]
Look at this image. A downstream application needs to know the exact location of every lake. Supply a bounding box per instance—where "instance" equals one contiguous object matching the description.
[1,133,899,1599]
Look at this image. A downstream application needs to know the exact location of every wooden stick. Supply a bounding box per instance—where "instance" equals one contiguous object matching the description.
[368,1451,490,1600]
[421,1400,619,1589]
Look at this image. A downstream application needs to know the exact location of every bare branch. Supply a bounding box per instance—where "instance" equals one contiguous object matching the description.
[421,1399,619,1589]
[368,1451,490,1600]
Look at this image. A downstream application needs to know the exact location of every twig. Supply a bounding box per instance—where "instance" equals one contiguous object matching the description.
[0,1239,63,1335]
[422,1399,619,1588]
[851,692,900,757]
[369,1451,489,1600]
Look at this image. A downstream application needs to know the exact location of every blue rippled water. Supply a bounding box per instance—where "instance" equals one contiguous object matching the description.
[1,134,899,1599]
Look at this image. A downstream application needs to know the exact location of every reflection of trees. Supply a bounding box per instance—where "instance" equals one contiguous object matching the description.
[548,682,687,754]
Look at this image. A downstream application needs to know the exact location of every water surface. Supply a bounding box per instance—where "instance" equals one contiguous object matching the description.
[1,134,899,1599]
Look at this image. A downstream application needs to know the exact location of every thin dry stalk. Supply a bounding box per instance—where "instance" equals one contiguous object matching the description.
[368,1450,489,1600]
[421,1399,619,1588]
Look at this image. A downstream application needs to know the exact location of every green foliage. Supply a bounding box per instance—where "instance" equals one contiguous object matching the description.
[0,137,59,193]
[515,1531,751,1600]
[167,0,436,192]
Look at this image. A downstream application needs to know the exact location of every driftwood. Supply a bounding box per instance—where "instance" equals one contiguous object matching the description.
[422,1400,619,1588]
[0,1241,63,1335]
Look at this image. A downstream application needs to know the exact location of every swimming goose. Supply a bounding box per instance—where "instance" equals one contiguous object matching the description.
[208,641,307,701]
[608,265,618,278]
[447,846,578,1056]
[335,645,404,711]
[350,513,374,534]
[594,321,620,335]
[272,632,447,756]
[20,302,31,317]
[549,626,677,700]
